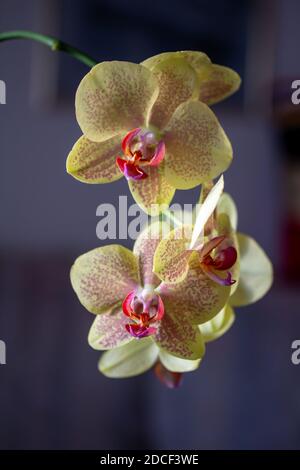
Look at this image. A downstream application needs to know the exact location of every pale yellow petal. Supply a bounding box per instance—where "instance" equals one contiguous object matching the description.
[200,304,235,342]
[99,338,158,378]
[159,349,201,372]
[147,57,199,129]
[230,233,273,306]
[88,305,132,350]
[70,245,139,314]
[163,101,232,189]
[133,221,171,287]
[66,134,122,183]
[76,61,159,142]
[128,164,175,216]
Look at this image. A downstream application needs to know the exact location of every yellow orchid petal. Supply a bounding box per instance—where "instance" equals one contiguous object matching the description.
[161,259,230,324]
[217,192,238,231]
[66,134,123,183]
[147,57,199,129]
[142,50,210,72]
[88,305,132,350]
[75,61,159,142]
[159,349,201,373]
[200,304,235,342]
[230,233,273,307]
[142,51,241,105]
[70,245,139,314]
[198,63,241,105]
[153,225,193,284]
[155,302,205,360]
[99,337,158,378]
[133,220,171,288]
[163,101,232,189]
[128,164,175,216]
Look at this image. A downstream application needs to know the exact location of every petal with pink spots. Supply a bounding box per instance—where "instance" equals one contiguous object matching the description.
[88,305,132,350]
[133,221,171,287]
[66,134,122,183]
[154,299,205,360]
[163,101,232,189]
[76,61,159,142]
[70,245,140,314]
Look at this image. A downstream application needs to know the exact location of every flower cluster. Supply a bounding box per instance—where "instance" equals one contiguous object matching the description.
[68,51,273,388]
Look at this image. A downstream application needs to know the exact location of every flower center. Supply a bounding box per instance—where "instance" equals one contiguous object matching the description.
[122,288,164,338]
[116,128,165,181]
[199,236,237,286]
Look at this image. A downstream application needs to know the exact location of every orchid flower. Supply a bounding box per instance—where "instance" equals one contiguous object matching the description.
[70,219,232,381]
[153,179,273,313]
[67,51,240,214]
[154,175,239,287]
[98,302,236,388]
[96,193,273,387]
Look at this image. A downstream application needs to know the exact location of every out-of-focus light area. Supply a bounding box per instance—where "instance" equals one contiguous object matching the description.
[0,0,300,450]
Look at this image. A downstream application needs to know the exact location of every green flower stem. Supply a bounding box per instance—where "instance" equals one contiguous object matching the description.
[0,30,97,68]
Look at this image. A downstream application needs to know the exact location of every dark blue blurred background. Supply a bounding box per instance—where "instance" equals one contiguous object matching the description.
[0,0,300,450]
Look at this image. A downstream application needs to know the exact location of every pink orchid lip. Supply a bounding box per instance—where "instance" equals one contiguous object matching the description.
[116,128,166,181]
[154,362,183,389]
[199,236,237,286]
[116,157,147,180]
[122,290,164,338]
[125,323,157,338]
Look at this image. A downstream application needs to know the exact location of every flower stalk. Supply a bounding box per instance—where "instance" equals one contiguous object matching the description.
[0,30,97,68]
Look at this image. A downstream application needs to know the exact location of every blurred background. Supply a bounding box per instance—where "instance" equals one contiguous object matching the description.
[0,0,300,450]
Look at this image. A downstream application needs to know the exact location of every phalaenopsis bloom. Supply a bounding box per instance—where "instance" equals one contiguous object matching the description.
[67,51,240,214]
[70,179,272,387]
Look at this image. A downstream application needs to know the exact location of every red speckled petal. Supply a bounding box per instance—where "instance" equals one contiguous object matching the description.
[66,135,123,183]
[133,220,171,288]
[88,305,132,350]
[154,300,205,360]
[160,258,230,325]
[163,101,232,189]
[76,61,159,142]
[70,245,140,314]
[153,225,193,284]
[147,57,199,129]
[142,52,240,106]
[197,63,241,105]
[128,163,175,216]
[141,51,210,75]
